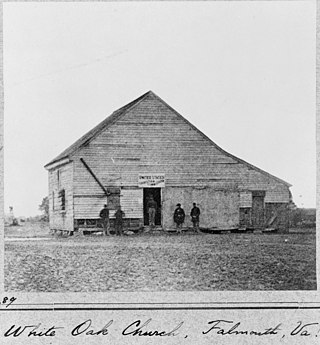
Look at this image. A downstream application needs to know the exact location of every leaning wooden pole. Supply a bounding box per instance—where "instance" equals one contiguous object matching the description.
[80,158,110,196]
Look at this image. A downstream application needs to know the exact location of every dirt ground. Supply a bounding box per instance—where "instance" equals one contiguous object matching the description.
[4,223,316,292]
[4,221,49,238]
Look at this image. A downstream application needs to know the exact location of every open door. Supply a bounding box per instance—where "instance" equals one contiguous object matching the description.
[143,188,161,226]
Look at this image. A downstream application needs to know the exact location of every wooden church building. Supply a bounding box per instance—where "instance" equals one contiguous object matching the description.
[45,91,292,233]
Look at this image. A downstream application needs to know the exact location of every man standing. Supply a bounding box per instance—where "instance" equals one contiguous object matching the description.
[174,203,185,234]
[147,195,157,228]
[115,205,125,236]
[99,204,110,236]
[190,202,201,233]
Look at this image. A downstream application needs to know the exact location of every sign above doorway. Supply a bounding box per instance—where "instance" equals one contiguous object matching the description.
[138,174,165,188]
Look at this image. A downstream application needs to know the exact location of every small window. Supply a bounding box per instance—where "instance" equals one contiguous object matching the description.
[59,189,66,211]
[52,191,55,210]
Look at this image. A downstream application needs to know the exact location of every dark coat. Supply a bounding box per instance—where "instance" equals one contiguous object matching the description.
[174,207,185,224]
[115,209,125,224]
[190,206,200,222]
[99,208,109,219]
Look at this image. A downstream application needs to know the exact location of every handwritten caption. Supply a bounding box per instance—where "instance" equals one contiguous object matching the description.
[0,297,16,308]
[2,318,320,340]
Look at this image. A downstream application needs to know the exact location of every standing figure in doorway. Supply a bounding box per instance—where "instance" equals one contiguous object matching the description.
[174,203,185,234]
[114,205,125,236]
[147,195,157,228]
[190,202,201,233]
[99,204,110,236]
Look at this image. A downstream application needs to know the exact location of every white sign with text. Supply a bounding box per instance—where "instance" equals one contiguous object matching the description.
[138,174,165,188]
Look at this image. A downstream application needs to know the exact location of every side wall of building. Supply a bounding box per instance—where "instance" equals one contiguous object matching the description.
[48,162,74,231]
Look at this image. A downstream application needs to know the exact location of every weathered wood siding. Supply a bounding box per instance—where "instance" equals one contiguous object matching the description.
[162,186,239,229]
[73,189,142,220]
[66,93,290,227]
[74,196,108,219]
[240,185,290,206]
[240,169,290,203]
[121,188,143,219]
[48,162,73,231]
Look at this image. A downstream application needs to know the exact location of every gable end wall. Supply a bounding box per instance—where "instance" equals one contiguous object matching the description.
[62,94,290,227]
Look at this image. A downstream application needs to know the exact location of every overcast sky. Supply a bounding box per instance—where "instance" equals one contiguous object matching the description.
[3,1,316,216]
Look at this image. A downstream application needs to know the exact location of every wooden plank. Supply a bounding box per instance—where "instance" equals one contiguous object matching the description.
[80,158,110,196]
[121,189,143,219]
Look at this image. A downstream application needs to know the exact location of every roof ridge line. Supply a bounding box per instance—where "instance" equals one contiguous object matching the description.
[150,93,292,187]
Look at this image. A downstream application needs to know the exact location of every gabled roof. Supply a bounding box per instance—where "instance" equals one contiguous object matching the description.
[44,91,151,169]
[44,91,291,187]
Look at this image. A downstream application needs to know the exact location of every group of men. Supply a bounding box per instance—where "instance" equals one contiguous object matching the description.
[146,196,201,233]
[99,200,201,236]
[173,202,201,234]
[99,204,125,236]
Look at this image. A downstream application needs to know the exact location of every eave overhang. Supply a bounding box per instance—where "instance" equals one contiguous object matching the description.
[44,157,71,171]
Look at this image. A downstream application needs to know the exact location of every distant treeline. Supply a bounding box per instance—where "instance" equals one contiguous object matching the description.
[290,208,316,228]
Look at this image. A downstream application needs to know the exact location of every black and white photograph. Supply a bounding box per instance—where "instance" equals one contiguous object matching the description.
[3,1,316,294]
